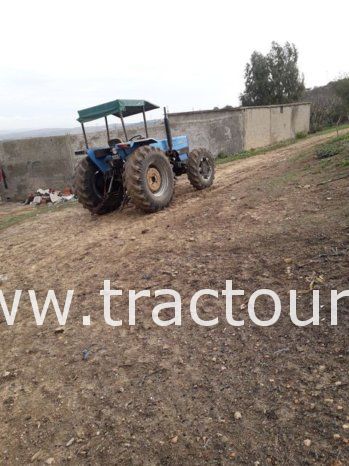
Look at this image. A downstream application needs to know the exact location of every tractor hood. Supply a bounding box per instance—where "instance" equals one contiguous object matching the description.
[77,99,159,123]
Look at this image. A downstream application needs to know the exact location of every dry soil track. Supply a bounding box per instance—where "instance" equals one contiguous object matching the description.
[0,130,348,465]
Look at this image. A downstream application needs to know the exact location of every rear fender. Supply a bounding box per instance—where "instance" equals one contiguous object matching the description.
[86,148,112,173]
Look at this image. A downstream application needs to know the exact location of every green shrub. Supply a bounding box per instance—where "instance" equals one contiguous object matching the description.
[316,143,341,159]
[296,131,307,139]
[315,134,349,159]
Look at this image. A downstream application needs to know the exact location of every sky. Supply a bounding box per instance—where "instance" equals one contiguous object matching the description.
[0,0,348,131]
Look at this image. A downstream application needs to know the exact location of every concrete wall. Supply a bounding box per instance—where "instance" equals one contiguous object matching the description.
[0,136,75,200]
[169,109,244,156]
[292,103,311,134]
[243,107,271,149]
[243,103,311,150]
[0,102,310,201]
[0,143,6,201]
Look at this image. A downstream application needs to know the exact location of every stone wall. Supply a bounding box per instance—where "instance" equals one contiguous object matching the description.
[0,102,310,201]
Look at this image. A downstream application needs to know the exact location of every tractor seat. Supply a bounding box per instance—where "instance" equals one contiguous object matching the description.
[108,138,123,147]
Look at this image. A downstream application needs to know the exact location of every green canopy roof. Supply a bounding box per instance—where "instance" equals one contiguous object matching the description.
[77,99,159,123]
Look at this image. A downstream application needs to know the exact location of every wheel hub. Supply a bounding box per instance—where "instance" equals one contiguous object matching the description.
[146,167,162,193]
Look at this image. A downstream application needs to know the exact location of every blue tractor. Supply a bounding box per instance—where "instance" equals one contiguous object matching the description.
[74,99,215,214]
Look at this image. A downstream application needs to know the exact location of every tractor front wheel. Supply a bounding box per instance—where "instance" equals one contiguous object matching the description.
[74,157,123,214]
[124,146,174,212]
[187,148,215,190]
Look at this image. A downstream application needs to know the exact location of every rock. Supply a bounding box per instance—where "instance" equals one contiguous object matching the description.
[3,371,11,378]
[66,437,75,447]
[45,458,55,465]
[31,450,44,462]
[141,229,149,234]
[343,424,349,430]
[170,435,178,444]
[189,237,194,242]
[234,411,242,420]
[303,439,311,447]
[333,434,341,440]
[54,327,64,334]
[76,428,85,439]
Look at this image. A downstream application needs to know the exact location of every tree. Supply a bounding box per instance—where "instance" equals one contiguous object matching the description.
[303,77,349,132]
[305,87,343,132]
[240,42,305,106]
[333,77,349,115]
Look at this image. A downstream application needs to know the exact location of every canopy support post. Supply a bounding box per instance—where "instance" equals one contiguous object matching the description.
[142,107,149,138]
[105,116,110,141]
[120,113,128,141]
[81,123,89,149]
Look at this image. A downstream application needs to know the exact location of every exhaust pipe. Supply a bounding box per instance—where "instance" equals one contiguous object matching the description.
[164,107,173,152]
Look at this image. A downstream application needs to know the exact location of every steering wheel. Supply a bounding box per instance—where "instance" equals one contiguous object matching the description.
[129,134,144,141]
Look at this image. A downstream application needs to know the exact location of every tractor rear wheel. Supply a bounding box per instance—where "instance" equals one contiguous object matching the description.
[187,148,215,190]
[74,157,123,214]
[124,146,174,212]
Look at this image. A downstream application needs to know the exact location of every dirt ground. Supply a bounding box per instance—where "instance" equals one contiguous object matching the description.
[0,130,348,465]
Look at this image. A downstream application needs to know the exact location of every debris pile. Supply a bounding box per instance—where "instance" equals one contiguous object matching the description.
[24,188,76,206]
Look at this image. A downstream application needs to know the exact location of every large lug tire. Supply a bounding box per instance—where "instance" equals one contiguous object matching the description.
[74,157,123,215]
[124,146,174,213]
[187,148,215,190]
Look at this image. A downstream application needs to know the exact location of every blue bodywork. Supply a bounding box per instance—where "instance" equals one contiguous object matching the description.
[87,136,189,174]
